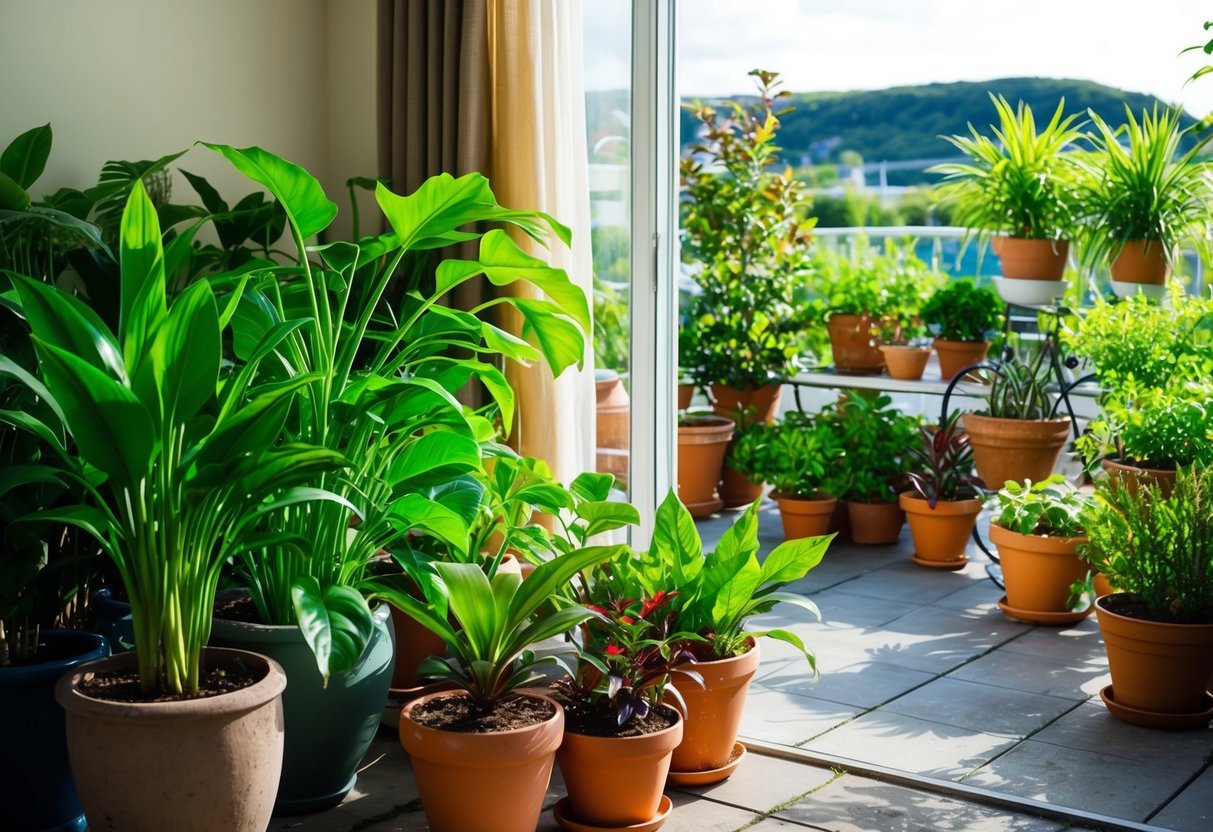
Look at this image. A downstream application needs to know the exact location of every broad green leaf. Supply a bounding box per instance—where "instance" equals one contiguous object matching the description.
[710,554,763,632]
[230,287,282,362]
[759,534,832,586]
[291,577,375,683]
[157,279,220,424]
[0,171,30,211]
[482,322,541,363]
[653,490,703,585]
[10,273,126,380]
[0,408,69,457]
[759,627,818,674]
[576,501,640,538]
[433,258,484,296]
[506,545,621,632]
[29,338,154,487]
[479,230,590,334]
[1,124,52,188]
[199,373,319,465]
[365,581,459,648]
[570,472,615,503]
[427,477,486,528]
[387,431,481,489]
[204,143,337,240]
[0,354,65,426]
[13,505,117,558]
[389,492,472,554]
[433,561,497,660]
[0,206,105,249]
[118,180,168,370]
[514,299,585,374]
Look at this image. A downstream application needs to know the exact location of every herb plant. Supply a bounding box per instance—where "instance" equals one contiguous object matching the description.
[1077,380,1213,470]
[920,279,1004,342]
[816,235,943,323]
[905,411,984,507]
[829,394,922,503]
[729,410,844,499]
[1080,466,1213,623]
[994,476,1089,537]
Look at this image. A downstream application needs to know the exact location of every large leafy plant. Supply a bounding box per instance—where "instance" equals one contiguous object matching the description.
[816,236,942,323]
[929,95,1084,240]
[681,69,817,388]
[203,145,591,681]
[920,279,1004,342]
[5,182,345,695]
[610,492,831,666]
[1077,380,1213,470]
[983,340,1059,420]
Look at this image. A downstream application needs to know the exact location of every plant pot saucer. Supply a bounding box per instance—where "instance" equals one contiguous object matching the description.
[667,741,747,786]
[992,277,1067,307]
[1099,685,1213,729]
[553,794,672,832]
[683,496,724,518]
[910,553,968,570]
[997,596,1092,626]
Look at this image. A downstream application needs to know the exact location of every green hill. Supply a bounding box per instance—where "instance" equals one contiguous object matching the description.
[678,77,1200,186]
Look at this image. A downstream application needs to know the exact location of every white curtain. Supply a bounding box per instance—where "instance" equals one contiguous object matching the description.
[487,0,595,485]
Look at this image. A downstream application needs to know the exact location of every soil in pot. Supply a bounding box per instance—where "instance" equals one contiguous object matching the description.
[846,500,905,545]
[964,413,1071,490]
[558,705,682,827]
[401,691,563,832]
[899,493,982,567]
[677,415,734,518]
[1,630,109,832]
[826,314,884,374]
[772,492,837,540]
[56,647,286,832]
[879,345,930,380]
[992,236,1069,281]
[934,340,991,381]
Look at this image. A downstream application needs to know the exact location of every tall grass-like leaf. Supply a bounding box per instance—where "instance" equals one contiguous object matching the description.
[118,180,167,371]
[157,280,220,424]
[10,273,126,380]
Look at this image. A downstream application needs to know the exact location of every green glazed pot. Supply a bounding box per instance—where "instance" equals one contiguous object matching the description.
[210,596,394,813]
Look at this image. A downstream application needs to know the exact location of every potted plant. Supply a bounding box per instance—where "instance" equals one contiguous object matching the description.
[832,394,922,544]
[963,340,1072,488]
[369,548,618,832]
[920,279,1004,380]
[594,275,631,485]
[900,412,986,569]
[930,95,1084,304]
[878,313,934,381]
[677,411,735,518]
[1074,105,1213,298]
[818,236,941,374]
[730,410,843,539]
[989,476,1092,625]
[551,590,698,830]
[10,182,351,832]
[681,70,816,505]
[199,146,590,811]
[610,491,830,783]
[1080,466,1213,727]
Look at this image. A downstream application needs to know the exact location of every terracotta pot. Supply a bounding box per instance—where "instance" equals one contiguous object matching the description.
[710,382,782,425]
[670,639,759,777]
[400,690,563,832]
[677,383,695,411]
[992,236,1069,281]
[846,500,905,544]
[720,462,764,507]
[934,340,991,381]
[1095,595,1213,716]
[557,707,683,827]
[899,493,983,566]
[826,314,884,374]
[829,499,853,541]
[595,369,630,485]
[879,345,931,380]
[210,601,394,812]
[1093,572,1114,598]
[1,630,109,832]
[390,603,448,690]
[677,415,734,518]
[990,523,1090,618]
[55,647,286,832]
[1110,240,1170,286]
[1101,458,1177,498]
[963,413,1071,491]
[772,492,838,539]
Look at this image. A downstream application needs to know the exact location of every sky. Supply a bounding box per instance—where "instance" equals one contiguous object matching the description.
[583,0,1213,117]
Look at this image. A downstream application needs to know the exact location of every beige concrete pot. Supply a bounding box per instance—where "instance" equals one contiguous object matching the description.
[55,647,286,832]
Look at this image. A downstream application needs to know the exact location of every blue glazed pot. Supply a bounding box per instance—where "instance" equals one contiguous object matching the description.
[90,588,133,653]
[209,599,394,813]
[0,629,109,832]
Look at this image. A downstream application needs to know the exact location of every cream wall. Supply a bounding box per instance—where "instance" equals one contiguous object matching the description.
[0,0,378,241]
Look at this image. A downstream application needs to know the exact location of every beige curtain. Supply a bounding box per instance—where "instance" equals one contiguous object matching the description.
[378,0,595,484]
[487,0,594,485]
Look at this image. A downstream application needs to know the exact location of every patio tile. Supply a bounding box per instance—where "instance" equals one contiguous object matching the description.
[963,739,1195,820]
[996,620,1107,665]
[760,658,936,709]
[739,685,860,745]
[1150,766,1213,831]
[662,790,762,831]
[931,580,1006,611]
[804,711,1017,779]
[669,748,837,812]
[945,643,1108,701]
[880,677,1081,738]
[1029,700,1213,768]
[826,559,986,604]
[805,587,923,629]
[768,772,1066,831]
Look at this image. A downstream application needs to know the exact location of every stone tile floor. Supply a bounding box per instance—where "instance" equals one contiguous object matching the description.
[277,501,1212,832]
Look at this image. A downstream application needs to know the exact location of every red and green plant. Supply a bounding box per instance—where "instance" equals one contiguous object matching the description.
[905,412,985,507]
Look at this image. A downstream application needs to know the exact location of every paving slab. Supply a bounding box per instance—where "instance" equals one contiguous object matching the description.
[825,559,985,605]
[805,710,1018,780]
[768,773,1068,832]
[669,746,837,812]
[658,790,763,831]
[759,657,936,709]
[740,685,860,745]
[962,739,1196,820]
[806,587,923,629]
[879,676,1081,739]
[1029,700,1213,768]
[1149,765,1213,831]
[929,580,1006,612]
[945,643,1108,701]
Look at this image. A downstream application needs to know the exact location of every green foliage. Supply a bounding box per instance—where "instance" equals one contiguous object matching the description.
[994,476,1089,537]
[681,70,818,388]
[984,339,1057,420]
[904,411,982,506]
[828,394,922,502]
[1078,380,1213,469]
[5,182,347,694]
[1181,21,1213,87]
[930,95,1085,239]
[921,279,1004,342]
[815,236,943,327]
[1080,466,1213,623]
[593,274,629,371]
[1074,106,1213,273]
[607,492,830,666]
[728,410,845,498]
